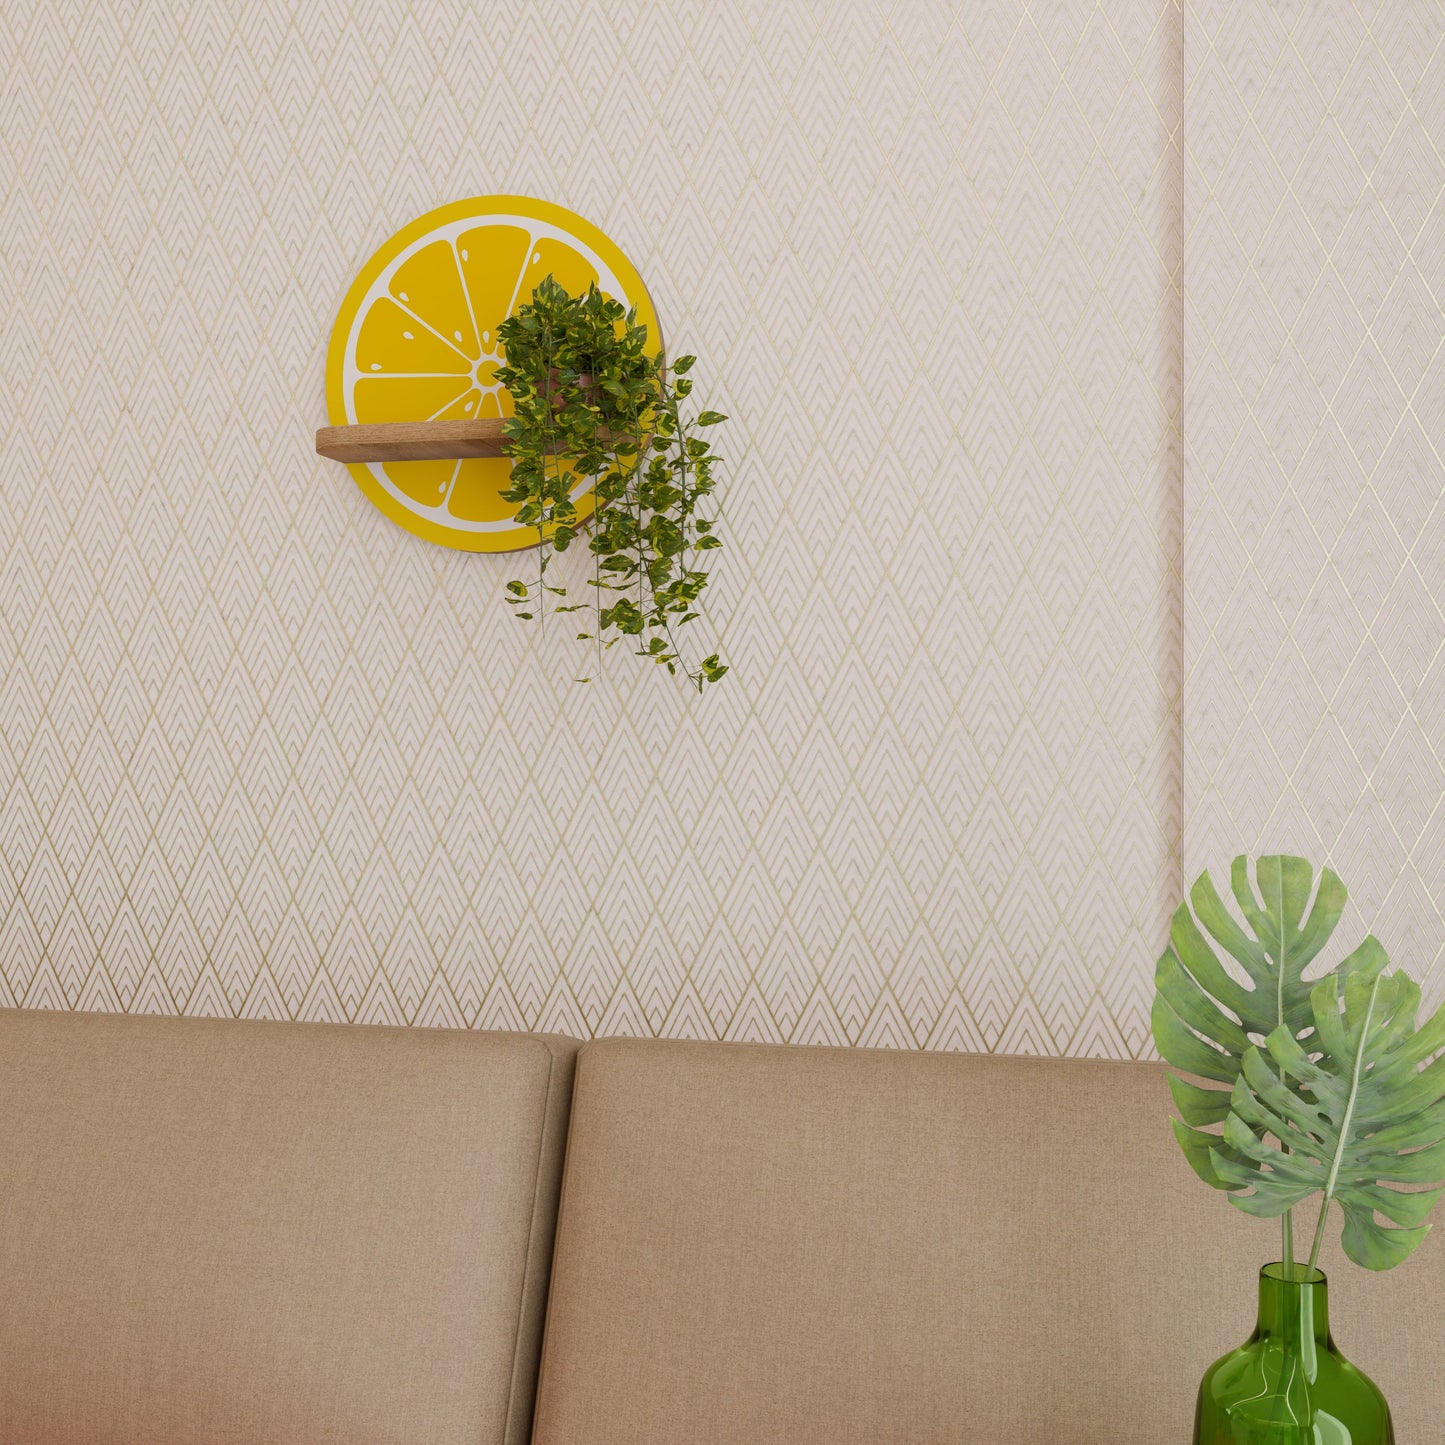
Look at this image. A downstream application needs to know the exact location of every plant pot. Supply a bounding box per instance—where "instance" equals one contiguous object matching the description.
[540,367,601,405]
[1194,1264,1393,1443]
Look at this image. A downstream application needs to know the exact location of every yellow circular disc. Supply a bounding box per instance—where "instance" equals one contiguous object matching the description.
[325,196,661,552]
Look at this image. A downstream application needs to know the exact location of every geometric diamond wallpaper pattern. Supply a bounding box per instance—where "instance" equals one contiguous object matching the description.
[1183,1,1445,991]
[0,0,1182,1056]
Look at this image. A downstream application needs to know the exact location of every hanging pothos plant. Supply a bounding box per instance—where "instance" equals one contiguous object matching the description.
[494,276,727,690]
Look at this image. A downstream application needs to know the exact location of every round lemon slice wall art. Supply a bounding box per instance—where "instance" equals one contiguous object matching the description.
[323,196,660,552]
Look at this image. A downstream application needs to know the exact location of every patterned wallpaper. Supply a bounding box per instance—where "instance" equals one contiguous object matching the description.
[1183,1,1445,984]
[0,0,1183,1054]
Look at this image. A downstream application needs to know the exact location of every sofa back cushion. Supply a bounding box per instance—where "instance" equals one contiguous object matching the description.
[0,1009,576,1445]
[531,1038,1445,1444]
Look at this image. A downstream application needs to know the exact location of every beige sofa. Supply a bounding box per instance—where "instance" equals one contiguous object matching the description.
[0,1011,576,1445]
[2,1010,1441,1442]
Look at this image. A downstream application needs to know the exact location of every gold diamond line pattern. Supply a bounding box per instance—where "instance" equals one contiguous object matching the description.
[1183,0,1445,992]
[0,0,1182,1055]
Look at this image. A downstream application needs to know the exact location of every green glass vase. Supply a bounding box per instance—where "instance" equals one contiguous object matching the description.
[1194,1264,1393,1444]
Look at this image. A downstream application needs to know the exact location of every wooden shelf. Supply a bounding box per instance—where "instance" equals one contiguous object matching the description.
[316,418,506,463]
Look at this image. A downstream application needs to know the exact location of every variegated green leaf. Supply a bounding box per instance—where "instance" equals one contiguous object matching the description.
[1152,855,1347,1188]
[1218,962,1445,1272]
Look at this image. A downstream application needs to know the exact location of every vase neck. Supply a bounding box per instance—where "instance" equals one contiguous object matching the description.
[1255,1262,1331,1348]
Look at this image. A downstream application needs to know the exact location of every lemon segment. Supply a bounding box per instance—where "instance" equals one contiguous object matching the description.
[457,224,532,347]
[523,238,599,306]
[389,239,479,360]
[387,459,457,507]
[354,375,472,423]
[432,388,483,421]
[449,460,522,523]
[356,297,471,376]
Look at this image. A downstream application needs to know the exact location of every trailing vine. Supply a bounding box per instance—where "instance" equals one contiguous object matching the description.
[494,276,727,690]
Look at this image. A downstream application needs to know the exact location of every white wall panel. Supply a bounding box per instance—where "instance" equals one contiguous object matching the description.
[0,0,1182,1053]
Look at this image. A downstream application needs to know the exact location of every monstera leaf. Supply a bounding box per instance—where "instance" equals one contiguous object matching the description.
[1216,952,1445,1271]
[1152,855,1347,1188]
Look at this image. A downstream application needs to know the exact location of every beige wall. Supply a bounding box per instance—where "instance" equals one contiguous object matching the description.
[0,1,1182,1053]
[1183,2,1445,982]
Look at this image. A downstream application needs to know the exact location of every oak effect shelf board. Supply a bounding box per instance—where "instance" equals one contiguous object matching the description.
[316,418,506,463]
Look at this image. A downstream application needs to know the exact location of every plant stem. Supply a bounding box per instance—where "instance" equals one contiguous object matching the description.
[538,320,559,631]
[1269,860,1296,1279]
[1306,973,1383,1275]
[1307,1203,1329,1279]
[672,377,692,574]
